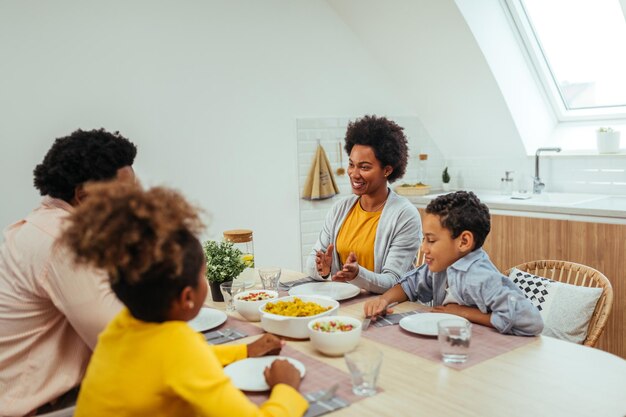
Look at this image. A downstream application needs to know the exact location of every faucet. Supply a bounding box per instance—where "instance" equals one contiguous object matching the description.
[533,147,561,194]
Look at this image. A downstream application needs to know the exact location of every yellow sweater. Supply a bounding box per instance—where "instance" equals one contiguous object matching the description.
[75,309,308,417]
[336,201,381,271]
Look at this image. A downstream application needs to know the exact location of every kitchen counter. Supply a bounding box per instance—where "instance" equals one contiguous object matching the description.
[405,190,626,224]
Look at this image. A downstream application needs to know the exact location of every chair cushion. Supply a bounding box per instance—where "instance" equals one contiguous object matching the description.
[508,267,602,344]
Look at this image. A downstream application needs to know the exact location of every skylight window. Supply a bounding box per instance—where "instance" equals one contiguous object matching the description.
[507,0,626,120]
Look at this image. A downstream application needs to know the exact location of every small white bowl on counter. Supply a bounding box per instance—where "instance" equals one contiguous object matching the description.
[307,315,362,356]
[234,290,279,322]
[258,295,339,339]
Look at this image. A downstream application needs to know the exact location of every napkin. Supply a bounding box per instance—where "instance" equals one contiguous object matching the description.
[303,390,350,417]
[278,276,317,291]
[203,328,247,345]
[371,310,421,328]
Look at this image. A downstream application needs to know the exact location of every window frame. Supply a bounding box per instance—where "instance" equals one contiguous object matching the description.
[503,0,626,122]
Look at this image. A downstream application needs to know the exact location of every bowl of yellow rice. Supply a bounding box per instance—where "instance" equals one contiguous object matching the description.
[259,295,339,339]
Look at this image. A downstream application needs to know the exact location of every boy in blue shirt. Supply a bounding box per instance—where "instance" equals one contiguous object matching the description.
[364,191,543,336]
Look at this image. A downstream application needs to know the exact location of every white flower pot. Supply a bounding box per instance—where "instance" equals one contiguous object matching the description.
[442,183,451,192]
[596,131,621,154]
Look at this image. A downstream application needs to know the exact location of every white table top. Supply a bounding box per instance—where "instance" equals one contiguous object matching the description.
[206,269,626,417]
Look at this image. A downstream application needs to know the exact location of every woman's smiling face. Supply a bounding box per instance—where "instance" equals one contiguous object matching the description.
[347,144,390,197]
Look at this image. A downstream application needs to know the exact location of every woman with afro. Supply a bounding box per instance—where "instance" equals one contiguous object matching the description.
[306,115,422,294]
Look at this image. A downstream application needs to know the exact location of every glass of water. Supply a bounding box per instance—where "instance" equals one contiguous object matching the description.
[437,319,471,364]
[258,267,281,291]
[220,281,245,312]
[344,345,383,396]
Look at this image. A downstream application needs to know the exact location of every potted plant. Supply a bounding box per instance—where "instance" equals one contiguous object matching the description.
[442,166,451,192]
[596,127,621,154]
[203,240,246,302]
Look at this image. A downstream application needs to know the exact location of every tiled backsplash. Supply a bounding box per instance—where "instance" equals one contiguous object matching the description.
[444,154,626,195]
[296,116,444,269]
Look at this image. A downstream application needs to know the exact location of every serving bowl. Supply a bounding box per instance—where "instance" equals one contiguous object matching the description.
[259,295,339,339]
[307,315,362,356]
[234,290,279,322]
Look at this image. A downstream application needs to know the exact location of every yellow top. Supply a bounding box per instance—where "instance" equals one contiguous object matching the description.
[75,309,308,417]
[335,200,381,271]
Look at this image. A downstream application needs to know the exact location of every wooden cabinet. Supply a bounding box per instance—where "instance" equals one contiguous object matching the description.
[419,209,625,358]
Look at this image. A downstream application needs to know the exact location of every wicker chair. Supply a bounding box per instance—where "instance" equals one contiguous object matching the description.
[505,260,613,347]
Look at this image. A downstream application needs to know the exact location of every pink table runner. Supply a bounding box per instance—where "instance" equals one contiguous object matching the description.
[217,314,266,337]
[362,320,537,370]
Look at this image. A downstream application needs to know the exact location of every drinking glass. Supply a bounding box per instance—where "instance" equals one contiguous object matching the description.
[344,345,383,396]
[437,319,471,364]
[220,281,245,312]
[258,267,281,291]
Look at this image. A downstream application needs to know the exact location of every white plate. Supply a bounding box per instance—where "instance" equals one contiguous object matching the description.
[288,282,361,301]
[224,356,306,392]
[399,313,468,336]
[187,307,227,332]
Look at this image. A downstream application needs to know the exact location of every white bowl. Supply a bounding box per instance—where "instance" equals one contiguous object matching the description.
[307,316,362,356]
[234,290,279,322]
[259,295,339,339]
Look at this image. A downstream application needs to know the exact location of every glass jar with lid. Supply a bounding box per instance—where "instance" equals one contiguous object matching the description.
[223,229,255,286]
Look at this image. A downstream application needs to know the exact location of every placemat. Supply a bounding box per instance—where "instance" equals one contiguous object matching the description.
[246,345,382,414]
[363,320,537,370]
[208,314,265,339]
[204,328,249,345]
[279,276,318,291]
[369,310,420,327]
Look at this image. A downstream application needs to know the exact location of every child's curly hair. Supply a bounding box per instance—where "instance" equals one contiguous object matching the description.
[60,181,205,322]
[344,115,409,183]
[426,191,491,250]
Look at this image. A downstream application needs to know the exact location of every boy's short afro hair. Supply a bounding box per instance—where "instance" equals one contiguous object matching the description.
[426,191,491,250]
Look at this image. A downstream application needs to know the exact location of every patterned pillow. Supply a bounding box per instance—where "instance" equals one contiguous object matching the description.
[508,267,603,344]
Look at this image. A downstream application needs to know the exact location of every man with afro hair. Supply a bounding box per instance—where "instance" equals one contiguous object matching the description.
[0,128,137,416]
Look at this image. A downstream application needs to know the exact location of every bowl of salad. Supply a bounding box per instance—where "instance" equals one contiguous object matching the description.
[234,290,279,321]
[307,315,362,356]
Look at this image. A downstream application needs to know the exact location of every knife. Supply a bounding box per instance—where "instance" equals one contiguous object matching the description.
[362,302,399,330]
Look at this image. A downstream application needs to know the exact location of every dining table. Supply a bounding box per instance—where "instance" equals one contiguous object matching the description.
[204,269,626,417]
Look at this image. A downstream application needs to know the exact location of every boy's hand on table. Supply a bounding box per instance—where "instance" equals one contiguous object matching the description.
[247,334,284,358]
[432,304,493,328]
[363,297,394,319]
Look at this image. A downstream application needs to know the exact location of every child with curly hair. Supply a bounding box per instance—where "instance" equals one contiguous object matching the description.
[364,191,543,336]
[61,182,308,417]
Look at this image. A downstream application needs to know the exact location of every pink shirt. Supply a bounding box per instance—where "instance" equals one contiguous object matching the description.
[0,197,122,416]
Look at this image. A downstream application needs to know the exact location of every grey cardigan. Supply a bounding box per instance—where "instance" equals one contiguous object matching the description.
[305,189,422,294]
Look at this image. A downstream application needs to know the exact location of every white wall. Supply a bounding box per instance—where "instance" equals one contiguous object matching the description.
[0,0,412,271]
[328,0,528,160]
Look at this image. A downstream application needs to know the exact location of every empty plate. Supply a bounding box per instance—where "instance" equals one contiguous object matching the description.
[187,307,227,333]
[288,282,361,301]
[399,313,468,336]
[224,356,306,391]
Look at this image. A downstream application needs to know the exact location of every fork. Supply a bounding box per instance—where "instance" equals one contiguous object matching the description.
[309,383,339,403]
[205,328,234,342]
[362,301,399,330]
